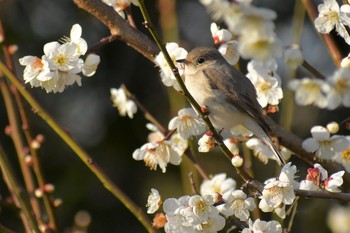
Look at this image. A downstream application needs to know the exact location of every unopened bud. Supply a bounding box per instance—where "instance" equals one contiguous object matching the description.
[152,213,167,229]
[53,198,62,207]
[231,154,243,167]
[4,126,11,136]
[43,184,55,193]
[327,122,339,134]
[24,155,33,166]
[35,188,44,198]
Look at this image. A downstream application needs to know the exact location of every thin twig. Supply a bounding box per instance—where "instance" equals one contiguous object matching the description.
[302,60,327,79]
[0,61,156,233]
[0,144,41,233]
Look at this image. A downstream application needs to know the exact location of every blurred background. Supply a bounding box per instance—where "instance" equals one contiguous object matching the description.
[0,0,350,232]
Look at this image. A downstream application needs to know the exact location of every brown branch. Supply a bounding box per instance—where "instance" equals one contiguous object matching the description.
[295,189,350,201]
[301,0,343,67]
[73,0,159,61]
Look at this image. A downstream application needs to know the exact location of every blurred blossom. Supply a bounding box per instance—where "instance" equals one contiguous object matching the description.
[219,190,256,221]
[300,163,345,193]
[246,138,278,164]
[314,0,350,45]
[258,163,297,219]
[154,42,188,91]
[302,125,349,160]
[168,108,207,139]
[223,138,240,155]
[288,78,330,108]
[231,154,243,167]
[284,45,304,69]
[146,188,162,214]
[341,53,350,68]
[327,205,350,233]
[241,219,282,233]
[110,87,137,118]
[333,141,350,173]
[326,67,350,110]
[246,59,283,108]
[101,0,139,18]
[19,24,100,93]
[210,23,239,65]
[200,173,236,198]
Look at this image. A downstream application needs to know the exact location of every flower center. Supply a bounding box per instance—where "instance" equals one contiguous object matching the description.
[326,10,339,23]
[335,78,349,93]
[341,148,350,161]
[54,54,68,67]
[33,57,44,69]
[258,80,272,92]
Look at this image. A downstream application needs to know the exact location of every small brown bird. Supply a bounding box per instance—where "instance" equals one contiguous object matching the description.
[177,47,285,165]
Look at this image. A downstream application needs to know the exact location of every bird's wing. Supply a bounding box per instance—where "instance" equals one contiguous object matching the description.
[203,65,272,133]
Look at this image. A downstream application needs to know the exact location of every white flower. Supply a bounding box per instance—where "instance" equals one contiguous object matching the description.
[219,190,256,221]
[326,67,350,110]
[132,140,182,173]
[170,133,189,156]
[288,78,330,108]
[210,22,232,45]
[314,0,350,45]
[246,60,283,107]
[196,214,225,233]
[82,54,100,77]
[146,188,161,214]
[341,54,350,68]
[284,45,304,69]
[154,42,188,91]
[110,87,137,118]
[325,170,345,192]
[200,173,236,198]
[19,24,99,93]
[69,24,88,56]
[334,143,350,172]
[302,126,349,160]
[188,195,218,222]
[238,32,283,61]
[258,163,296,219]
[198,132,216,153]
[218,40,240,65]
[299,163,345,192]
[168,108,207,139]
[241,218,282,233]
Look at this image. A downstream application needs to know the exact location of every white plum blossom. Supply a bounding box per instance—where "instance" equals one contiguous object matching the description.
[188,195,218,222]
[219,190,256,221]
[101,0,139,18]
[231,154,244,167]
[19,24,99,93]
[163,195,225,233]
[170,132,189,156]
[132,140,182,173]
[146,188,161,214]
[341,53,350,68]
[210,22,232,45]
[210,23,240,65]
[168,108,207,139]
[314,0,350,45]
[284,45,304,69]
[334,143,350,173]
[246,60,283,108]
[200,173,236,198]
[241,218,282,233]
[223,138,240,155]
[302,125,349,160]
[300,163,345,193]
[326,67,350,110]
[258,163,297,219]
[154,42,188,91]
[110,87,137,118]
[289,78,330,108]
[198,132,216,153]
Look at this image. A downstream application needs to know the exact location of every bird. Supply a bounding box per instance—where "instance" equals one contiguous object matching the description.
[177,47,285,165]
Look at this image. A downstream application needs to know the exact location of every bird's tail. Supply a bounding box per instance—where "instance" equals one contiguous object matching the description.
[244,118,286,166]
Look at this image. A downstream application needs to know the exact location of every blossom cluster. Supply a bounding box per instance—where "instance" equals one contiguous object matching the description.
[19,24,100,93]
[302,123,350,173]
[101,0,139,18]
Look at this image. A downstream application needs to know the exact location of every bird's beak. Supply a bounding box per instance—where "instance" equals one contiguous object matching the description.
[176,58,186,64]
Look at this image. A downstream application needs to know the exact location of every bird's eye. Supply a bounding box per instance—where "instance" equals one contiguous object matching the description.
[197,57,205,64]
